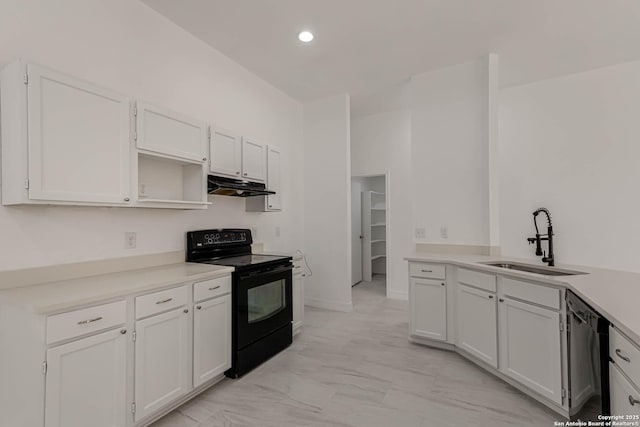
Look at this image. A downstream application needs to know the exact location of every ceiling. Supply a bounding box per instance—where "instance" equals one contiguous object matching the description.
[142,0,640,103]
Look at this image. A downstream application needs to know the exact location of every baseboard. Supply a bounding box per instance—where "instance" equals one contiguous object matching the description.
[304,298,353,312]
[415,243,501,256]
[387,290,408,300]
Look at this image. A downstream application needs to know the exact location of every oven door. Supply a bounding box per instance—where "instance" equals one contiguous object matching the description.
[236,264,293,349]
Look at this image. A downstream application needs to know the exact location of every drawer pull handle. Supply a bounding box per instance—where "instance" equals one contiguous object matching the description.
[421,269,433,273]
[488,295,494,299]
[499,298,504,302]
[155,298,173,305]
[77,316,103,325]
[441,283,445,287]
[120,329,127,334]
[630,395,640,406]
[208,285,221,291]
[616,349,631,362]
[196,305,202,310]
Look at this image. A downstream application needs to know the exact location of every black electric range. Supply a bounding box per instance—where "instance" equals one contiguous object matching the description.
[186,229,293,378]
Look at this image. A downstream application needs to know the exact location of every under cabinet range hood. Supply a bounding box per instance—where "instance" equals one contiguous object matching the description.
[207,175,275,197]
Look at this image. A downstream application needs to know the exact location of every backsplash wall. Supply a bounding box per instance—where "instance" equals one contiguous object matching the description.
[0,0,304,271]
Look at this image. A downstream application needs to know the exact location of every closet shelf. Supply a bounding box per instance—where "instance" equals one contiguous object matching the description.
[371,255,387,261]
[371,239,386,244]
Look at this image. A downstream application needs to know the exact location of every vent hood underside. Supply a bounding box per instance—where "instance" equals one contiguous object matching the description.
[207,175,275,197]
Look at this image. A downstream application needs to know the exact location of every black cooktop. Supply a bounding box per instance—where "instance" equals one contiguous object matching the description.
[186,229,292,271]
[200,254,291,269]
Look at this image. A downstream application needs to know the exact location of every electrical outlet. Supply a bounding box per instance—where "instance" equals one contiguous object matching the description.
[275,226,281,237]
[139,183,147,196]
[251,227,258,240]
[125,232,136,249]
[415,227,426,239]
[440,226,449,239]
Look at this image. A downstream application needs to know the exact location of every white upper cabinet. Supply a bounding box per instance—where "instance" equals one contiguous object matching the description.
[135,101,208,162]
[266,145,282,210]
[209,127,242,178]
[1,61,131,205]
[241,137,266,182]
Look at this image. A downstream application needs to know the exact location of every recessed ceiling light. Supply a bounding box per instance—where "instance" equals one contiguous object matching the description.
[298,31,314,43]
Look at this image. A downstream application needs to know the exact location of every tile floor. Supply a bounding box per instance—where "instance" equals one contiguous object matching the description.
[150,275,567,427]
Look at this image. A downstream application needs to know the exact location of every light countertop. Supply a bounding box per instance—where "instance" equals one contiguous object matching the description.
[406,252,640,346]
[0,262,234,315]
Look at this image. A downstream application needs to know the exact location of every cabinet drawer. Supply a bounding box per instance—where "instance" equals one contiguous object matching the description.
[610,362,640,417]
[409,263,445,280]
[458,268,496,293]
[499,277,560,310]
[193,276,232,303]
[136,286,188,319]
[610,326,640,387]
[47,300,126,345]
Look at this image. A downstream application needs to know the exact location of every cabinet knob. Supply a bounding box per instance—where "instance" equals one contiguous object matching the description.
[488,295,494,299]
[120,329,127,334]
[236,171,240,175]
[269,205,273,208]
[499,298,504,302]
[202,157,207,161]
[243,173,248,176]
[629,395,640,406]
[183,309,189,314]
[196,305,202,310]
[441,283,445,286]
[124,197,130,202]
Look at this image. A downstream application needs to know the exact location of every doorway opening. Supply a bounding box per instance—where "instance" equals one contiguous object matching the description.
[351,174,388,298]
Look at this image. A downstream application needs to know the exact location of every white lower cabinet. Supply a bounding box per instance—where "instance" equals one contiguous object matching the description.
[610,362,640,417]
[409,277,447,341]
[193,295,232,387]
[134,307,191,422]
[498,296,563,405]
[293,274,304,334]
[45,328,128,427]
[456,284,497,368]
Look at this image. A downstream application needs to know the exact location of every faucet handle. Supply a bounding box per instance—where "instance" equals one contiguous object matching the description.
[527,237,536,245]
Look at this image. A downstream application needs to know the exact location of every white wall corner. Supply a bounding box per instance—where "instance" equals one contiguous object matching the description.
[487,53,501,249]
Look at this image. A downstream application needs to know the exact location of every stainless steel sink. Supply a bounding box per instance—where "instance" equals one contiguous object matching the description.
[480,261,587,276]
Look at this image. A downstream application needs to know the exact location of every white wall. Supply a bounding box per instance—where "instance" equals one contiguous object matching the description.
[303,94,352,311]
[500,60,640,272]
[0,0,304,271]
[410,59,491,246]
[351,110,412,299]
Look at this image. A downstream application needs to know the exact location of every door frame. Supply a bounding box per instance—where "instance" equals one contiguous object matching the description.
[350,171,391,298]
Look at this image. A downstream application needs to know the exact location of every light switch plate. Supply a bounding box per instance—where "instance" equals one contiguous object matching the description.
[415,227,426,239]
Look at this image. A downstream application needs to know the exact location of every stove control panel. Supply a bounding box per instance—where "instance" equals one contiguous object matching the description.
[189,229,251,248]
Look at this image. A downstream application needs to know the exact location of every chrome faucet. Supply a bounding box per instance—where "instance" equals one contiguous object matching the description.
[527,207,554,266]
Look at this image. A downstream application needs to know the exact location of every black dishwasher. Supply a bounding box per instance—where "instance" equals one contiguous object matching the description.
[566,290,610,417]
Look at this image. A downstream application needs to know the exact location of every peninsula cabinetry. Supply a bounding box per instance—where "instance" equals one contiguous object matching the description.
[610,325,640,417]
[456,269,497,368]
[408,263,447,341]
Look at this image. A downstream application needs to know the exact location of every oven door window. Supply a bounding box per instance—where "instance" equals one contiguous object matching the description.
[247,279,286,323]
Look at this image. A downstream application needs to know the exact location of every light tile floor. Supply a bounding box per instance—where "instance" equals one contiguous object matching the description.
[151,275,567,427]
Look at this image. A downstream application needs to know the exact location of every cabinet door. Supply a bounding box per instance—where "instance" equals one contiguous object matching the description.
[292,275,304,334]
[610,362,640,417]
[456,284,497,368]
[499,297,563,405]
[241,137,266,182]
[266,145,282,211]
[27,64,130,204]
[135,307,190,422]
[193,295,231,387]
[45,328,127,427]
[409,278,446,341]
[209,128,241,178]
[136,101,207,162]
